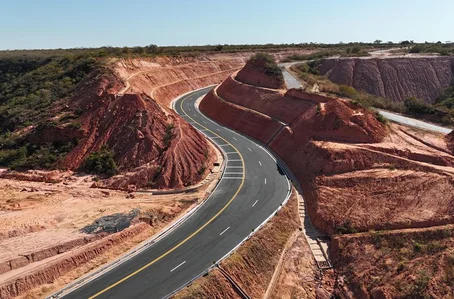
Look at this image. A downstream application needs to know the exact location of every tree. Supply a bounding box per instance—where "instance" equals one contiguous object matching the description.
[374,39,382,44]
[400,40,411,46]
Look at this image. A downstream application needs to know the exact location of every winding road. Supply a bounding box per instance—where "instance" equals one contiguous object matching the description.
[61,87,291,299]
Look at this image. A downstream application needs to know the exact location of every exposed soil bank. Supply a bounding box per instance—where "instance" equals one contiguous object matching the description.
[0,223,147,299]
[197,56,454,298]
[317,57,454,103]
[330,225,454,298]
[175,192,304,298]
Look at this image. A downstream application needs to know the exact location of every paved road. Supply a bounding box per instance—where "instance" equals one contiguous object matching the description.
[377,109,452,134]
[62,87,290,299]
[279,62,452,135]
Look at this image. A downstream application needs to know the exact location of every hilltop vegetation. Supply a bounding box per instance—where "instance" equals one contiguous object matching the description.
[0,53,99,170]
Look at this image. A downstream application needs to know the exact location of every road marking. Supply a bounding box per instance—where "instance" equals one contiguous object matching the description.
[89,91,246,299]
[259,161,262,166]
[216,129,221,132]
[223,177,243,180]
[224,172,243,175]
[225,152,239,154]
[219,226,230,236]
[170,261,186,272]
[252,200,258,207]
[219,144,230,147]
[265,178,267,184]
[211,136,222,139]
[227,159,241,162]
[226,166,243,168]
[232,137,237,141]
[248,147,252,152]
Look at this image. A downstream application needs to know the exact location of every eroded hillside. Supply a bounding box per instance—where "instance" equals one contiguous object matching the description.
[317,57,454,103]
[197,54,454,298]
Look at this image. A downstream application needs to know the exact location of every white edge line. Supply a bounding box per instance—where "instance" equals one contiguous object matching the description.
[252,200,258,207]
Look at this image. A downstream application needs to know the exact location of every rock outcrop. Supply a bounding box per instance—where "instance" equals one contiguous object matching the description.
[317,57,454,103]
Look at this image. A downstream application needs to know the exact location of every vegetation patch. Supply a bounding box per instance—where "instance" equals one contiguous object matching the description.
[335,226,454,298]
[248,53,283,78]
[83,146,118,176]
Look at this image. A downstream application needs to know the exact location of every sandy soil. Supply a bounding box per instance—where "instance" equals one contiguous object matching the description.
[0,170,214,298]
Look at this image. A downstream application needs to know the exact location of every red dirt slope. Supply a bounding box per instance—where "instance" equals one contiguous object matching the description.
[317,57,454,103]
[235,54,285,89]
[199,55,454,299]
[28,69,216,190]
[447,130,454,153]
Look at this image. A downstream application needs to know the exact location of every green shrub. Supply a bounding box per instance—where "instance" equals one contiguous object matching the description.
[375,111,388,125]
[83,146,118,176]
[336,219,357,234]
[249,53,283,78]
[163,123,175,147]
[338,85,358,99]
[404,97,436,115]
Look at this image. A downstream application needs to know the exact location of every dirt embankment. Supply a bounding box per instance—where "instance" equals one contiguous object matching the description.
[330,225,454,298]
[317,57,454,103]
[0,173,209,298]
[176,191,330,299]
[235,55,285,89]
[447,130,454,153]
[198,56,454,297]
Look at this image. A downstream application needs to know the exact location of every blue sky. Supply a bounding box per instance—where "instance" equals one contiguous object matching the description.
[1,0,453,50]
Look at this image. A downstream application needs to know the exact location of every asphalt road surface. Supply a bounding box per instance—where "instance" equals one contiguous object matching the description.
[377,109,452,134]
[63,86,290,299]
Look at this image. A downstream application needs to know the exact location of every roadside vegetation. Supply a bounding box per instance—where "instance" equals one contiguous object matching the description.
[291,61,454,126]
[409,42,454,56]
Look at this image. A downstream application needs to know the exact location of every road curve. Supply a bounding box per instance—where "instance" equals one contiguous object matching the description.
[61,87,290,299]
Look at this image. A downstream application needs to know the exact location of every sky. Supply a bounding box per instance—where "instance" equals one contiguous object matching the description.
[0,0,453,50]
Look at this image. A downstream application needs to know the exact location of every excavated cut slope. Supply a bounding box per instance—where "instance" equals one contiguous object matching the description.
[199,56,454,299]
[200,60,454,236]
[317,57,454,103]
[235,54,285,89]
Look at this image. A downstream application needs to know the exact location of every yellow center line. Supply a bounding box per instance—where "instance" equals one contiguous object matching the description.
[88,90,245,299]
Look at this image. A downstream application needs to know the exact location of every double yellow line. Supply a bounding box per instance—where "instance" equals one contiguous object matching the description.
[89,90,245,298]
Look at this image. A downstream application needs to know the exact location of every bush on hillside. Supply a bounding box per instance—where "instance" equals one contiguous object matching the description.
[248,53,283,78]
[83,146,118,176]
